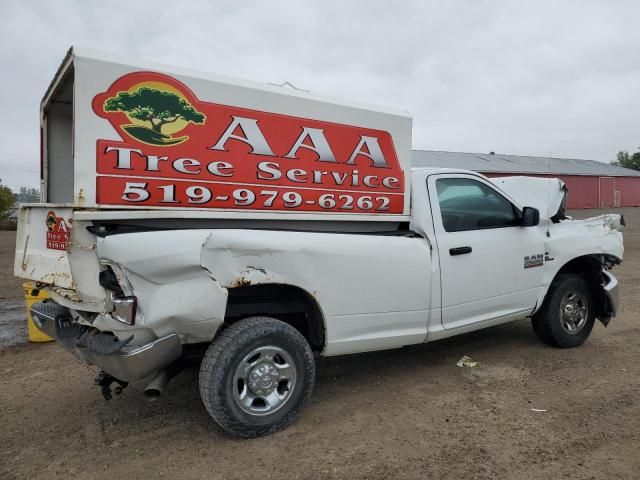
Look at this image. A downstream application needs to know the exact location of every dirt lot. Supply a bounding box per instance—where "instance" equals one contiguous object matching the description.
[1,210,639,479]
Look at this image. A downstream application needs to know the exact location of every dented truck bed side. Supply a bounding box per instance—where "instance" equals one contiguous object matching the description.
[96,228,432,355]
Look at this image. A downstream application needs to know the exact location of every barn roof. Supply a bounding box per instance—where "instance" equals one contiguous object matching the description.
[412,150,640,177]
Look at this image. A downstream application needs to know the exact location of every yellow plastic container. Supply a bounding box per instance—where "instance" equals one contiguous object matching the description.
[23,282,54,343]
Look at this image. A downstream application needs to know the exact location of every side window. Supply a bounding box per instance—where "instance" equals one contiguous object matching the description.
[436,178,518,232]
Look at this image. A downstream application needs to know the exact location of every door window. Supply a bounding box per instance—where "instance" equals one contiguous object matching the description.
[436,178,518,232]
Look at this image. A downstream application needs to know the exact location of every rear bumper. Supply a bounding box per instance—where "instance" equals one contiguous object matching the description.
[30,301,182,382]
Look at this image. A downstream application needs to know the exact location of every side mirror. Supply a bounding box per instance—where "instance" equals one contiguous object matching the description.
[522,206,540,227]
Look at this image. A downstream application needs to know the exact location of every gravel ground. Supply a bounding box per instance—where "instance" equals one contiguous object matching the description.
[0,210,639,479]
[0,231,27,348]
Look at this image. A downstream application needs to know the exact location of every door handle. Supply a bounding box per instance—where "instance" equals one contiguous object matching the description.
[449,246,472,256]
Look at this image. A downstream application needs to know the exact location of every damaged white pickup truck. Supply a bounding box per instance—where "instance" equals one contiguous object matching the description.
[15,49,623,437]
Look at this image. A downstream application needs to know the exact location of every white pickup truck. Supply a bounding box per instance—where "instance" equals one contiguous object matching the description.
[15,49,623,437]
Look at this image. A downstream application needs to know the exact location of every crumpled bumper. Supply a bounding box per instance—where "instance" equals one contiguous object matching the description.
[30,301,182,382]
[602,270,619,319]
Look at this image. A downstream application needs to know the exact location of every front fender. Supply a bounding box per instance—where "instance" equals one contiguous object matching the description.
[534,214,623,322]
[545,213,621,278]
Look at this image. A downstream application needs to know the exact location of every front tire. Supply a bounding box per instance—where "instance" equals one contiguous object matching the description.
[199,316,315,438]
[532,274,596,348]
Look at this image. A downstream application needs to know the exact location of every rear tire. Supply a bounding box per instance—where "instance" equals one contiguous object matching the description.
[532,274,595,348]
[199,316,315,438]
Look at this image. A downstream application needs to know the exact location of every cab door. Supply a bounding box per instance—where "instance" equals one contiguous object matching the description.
[428,174,546,330]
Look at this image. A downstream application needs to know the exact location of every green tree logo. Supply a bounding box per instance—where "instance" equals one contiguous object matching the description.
[103,86,206,145]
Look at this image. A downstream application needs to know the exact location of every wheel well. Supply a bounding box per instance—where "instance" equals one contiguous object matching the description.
[223,284,326,352]
[550,254,610,321]
[555,254,603,278]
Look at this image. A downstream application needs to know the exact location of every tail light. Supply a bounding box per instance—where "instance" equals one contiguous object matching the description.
[110,293,137,325]
[99,265,137,325]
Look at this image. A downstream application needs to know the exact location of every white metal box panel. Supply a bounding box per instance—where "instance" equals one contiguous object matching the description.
[42,48,412,222]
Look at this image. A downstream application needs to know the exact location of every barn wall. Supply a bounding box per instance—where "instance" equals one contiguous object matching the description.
[614,177,640,208]
[483,172,640,209]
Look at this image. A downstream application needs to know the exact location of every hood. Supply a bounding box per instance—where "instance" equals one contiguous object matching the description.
[490,176,567,222]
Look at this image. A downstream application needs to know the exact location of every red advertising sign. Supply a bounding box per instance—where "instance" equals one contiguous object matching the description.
[92,72,405,214]
[46,211,71,250]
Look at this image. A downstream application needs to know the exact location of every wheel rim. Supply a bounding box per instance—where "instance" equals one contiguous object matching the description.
[559,290,589,335]
[232,345,297,416]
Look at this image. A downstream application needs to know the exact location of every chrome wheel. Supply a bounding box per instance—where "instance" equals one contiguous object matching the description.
[232,345,297,416]
[559,291,588,335]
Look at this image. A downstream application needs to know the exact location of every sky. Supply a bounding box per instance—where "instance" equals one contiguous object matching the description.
[1,0,639,189]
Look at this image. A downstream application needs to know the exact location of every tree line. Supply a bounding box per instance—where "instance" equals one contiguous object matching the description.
[612,149,640,171]
[0,183,39,229]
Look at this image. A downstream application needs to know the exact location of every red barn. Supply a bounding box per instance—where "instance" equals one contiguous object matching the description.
[412,150,640,209]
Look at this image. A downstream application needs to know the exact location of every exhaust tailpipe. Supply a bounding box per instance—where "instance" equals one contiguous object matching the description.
[143,370,169,401]
[142,355,199,401]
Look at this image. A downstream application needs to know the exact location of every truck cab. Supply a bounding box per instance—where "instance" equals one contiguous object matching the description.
[409,168,621,340]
